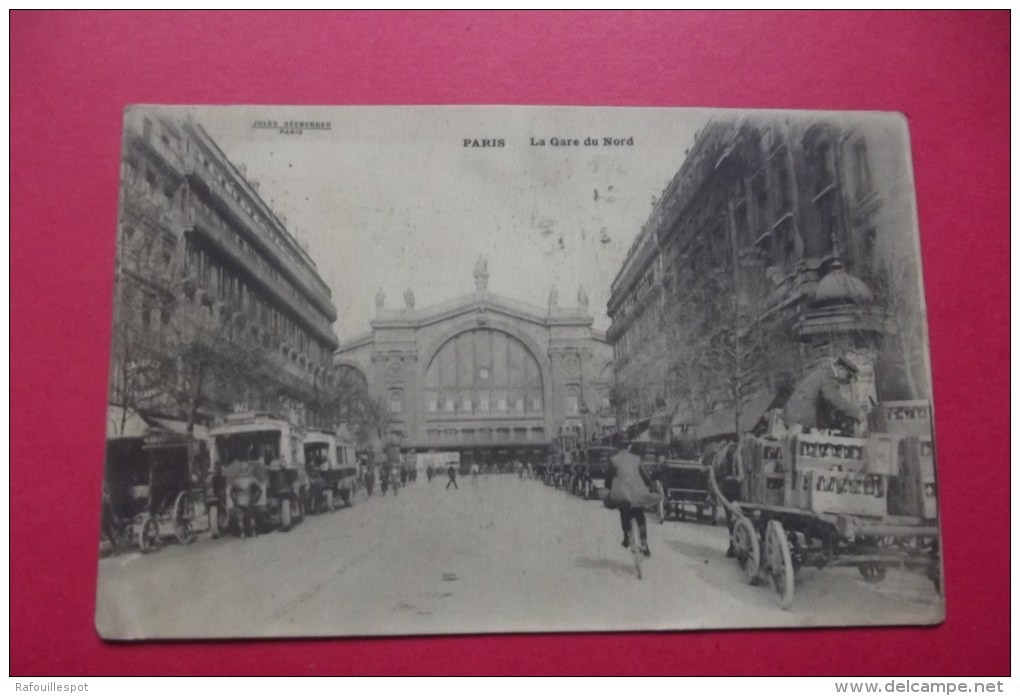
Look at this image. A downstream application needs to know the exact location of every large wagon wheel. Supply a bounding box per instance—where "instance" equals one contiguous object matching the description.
[733,516,761,585]
[765,519,795,609]
[138,516,160,554]
[173,491,195,545]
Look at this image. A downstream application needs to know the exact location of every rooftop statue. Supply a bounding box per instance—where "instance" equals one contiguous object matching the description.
[473,255,489,291]
[577,284,589,310]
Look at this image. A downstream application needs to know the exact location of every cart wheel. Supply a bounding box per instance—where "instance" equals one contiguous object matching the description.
[765,520,795,609]
[280,498,292,531]
[858,563,887,583]
[173,492,195,544]
[112,522,133,554]
[116,520,134,551]
[138,516,159,553]
[174,518,194,545]
[733,516,761,585]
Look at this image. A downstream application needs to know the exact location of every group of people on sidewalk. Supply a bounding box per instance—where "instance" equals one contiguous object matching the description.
[361,466,413,497]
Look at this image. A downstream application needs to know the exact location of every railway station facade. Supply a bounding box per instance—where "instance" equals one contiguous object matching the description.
[334,266,614,467]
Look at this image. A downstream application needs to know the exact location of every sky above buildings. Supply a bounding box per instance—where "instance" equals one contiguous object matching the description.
[195,106,708,340]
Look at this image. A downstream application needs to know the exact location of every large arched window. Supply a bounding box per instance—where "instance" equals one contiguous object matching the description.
[565,385,580,416]
[424,329,543,418]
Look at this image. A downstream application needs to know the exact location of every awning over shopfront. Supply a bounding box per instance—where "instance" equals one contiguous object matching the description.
[106,405,151,440]
[670,403,697,438]
[696,391,778,441]
[149,417,209,442]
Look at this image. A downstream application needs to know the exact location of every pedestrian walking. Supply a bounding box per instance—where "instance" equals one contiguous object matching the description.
[470,462,480,485]
[426,464,434,482]
[446,465,458,490]
[364,470,375,497]
[380,470,389,496]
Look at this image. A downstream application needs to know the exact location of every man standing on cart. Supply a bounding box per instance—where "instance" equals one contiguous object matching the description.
[782,356,866,435]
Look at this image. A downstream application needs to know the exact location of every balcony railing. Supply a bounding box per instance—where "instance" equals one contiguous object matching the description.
[184,207,338,347]
[183,153,336,320]
[171,305,323,399]
[129,130,186,175]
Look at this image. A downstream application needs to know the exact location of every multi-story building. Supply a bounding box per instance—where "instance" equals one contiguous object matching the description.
[108,109,340,435]
[333,264,614,467]
[607,113,928,439]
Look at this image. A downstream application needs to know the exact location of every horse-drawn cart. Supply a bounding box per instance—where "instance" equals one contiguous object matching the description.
[714,426,941,609]
[103,426,202,553]
[658,459,718,524]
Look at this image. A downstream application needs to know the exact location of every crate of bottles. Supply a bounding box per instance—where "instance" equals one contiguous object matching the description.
[878,400,933,438]
[888,435,938,519]
[792,433,868,473]
[791,469,888,518]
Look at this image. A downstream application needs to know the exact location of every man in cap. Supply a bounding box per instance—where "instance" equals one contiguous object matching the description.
[782,356,866,435]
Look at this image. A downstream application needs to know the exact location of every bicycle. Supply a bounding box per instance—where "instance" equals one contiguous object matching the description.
[629,515,644,580]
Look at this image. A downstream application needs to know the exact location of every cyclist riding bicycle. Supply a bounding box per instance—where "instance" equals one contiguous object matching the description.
[603,444,662,557]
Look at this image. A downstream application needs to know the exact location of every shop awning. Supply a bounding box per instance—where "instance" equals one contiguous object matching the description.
[149,417,209,441]
[696,391,778,441]
[106,405,151,440]
[670,402,696,428]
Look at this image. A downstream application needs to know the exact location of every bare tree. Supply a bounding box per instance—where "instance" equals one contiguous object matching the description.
[152,285,272,475]
[859,249,929,400]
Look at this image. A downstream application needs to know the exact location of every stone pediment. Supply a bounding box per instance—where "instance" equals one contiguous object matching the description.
[370,290,593,331]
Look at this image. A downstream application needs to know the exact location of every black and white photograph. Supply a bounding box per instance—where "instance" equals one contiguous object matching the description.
[96,105,944,639]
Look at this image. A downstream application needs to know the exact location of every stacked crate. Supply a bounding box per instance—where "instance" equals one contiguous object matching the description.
[878,401,937,520]
[741,437,788,507]
[878,400,933,437]
[789,433,888,518]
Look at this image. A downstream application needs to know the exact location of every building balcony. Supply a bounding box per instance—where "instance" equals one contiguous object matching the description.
[121,186,176,235]
[184,207,339,347]
[174,305,324,399]
[182,153,336,321]
[127,130,186,177]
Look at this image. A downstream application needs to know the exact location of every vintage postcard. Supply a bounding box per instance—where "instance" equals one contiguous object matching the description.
[97,105,943,639]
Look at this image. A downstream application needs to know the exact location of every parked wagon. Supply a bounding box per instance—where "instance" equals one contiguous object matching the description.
[575,446,617,499]
[103,427,202,553]
[713,428,941,609]
[304,429,339,512]
[658,459,718,524]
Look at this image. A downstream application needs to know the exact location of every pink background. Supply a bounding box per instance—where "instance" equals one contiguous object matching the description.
[11,11,1010,675]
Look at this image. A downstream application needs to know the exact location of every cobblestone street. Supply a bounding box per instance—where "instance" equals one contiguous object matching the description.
[97,475,942,639]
